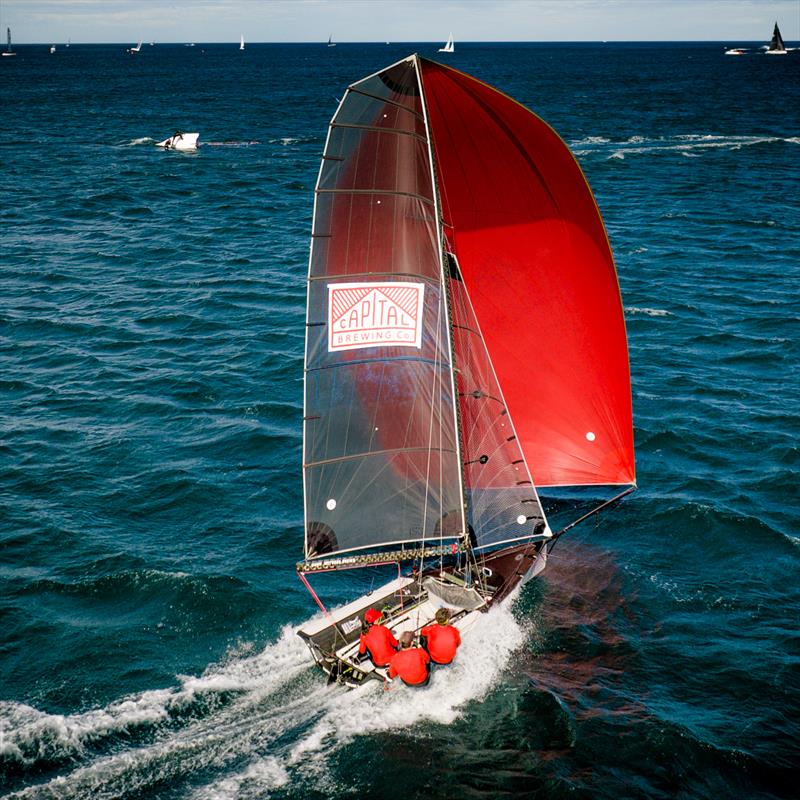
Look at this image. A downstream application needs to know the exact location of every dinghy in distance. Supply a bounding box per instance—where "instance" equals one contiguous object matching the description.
[295,55,636,688]
[155,132,199,151]
[724,47,747,56]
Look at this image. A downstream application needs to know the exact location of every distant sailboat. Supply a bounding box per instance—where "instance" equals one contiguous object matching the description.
[765,22,787,54]
[2,27,15,57]
[327,35,336,47]
[438,33,455,53]
[240,34,245,51]
[49,44,56,54]
[66,38,71,48]
[127,40,142,54]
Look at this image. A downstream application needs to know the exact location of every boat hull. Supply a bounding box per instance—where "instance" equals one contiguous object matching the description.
[155,133,199,151]
[297,541,547,687]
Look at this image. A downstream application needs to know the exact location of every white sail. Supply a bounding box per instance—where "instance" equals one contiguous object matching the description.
[438,33,454,53]
[240,34,245,50]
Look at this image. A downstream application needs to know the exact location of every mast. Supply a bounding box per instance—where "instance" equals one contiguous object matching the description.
[413,54,469,553]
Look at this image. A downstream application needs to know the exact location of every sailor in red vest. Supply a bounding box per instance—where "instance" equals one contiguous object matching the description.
[358,608,398,667]
[420,608,461,665]
[388,631,431,686]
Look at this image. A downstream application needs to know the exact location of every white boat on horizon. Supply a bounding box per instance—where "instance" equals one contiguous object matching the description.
[49,44,56,54]
[327,34,336,47]
[724,47,747,56]
[438,33,454,53]
[127,40,142,54]
[240,34,245,51]
[155,132,199,151]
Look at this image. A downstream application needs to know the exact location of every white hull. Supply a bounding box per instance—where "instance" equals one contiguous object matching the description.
[297,575,489,687]
[297,542,548,688]
[155,132,199,151]
[765,50,787,55]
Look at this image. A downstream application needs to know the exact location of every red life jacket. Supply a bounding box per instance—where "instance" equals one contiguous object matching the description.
[358,624,398,667]
[420,623,461,664]
[388,647,431,686]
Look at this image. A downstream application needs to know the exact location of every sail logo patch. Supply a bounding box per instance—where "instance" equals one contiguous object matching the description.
[328,282,425,352]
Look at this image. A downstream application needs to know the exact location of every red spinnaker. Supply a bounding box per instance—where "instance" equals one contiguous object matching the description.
[420,60,635,487]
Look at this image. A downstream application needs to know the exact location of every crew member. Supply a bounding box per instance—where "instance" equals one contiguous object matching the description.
[358,608,397,667]
[388,631,431,686]
[420,608,461,665]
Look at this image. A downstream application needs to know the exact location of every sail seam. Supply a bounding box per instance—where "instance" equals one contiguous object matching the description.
[330,121,427,141]
[346,87,426,118]
[308,272,439,283]
[305,355,450,372]
[305,446,458,469]
[315,188,435,205]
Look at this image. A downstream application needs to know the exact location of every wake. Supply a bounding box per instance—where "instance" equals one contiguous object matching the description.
[1,602,526,799]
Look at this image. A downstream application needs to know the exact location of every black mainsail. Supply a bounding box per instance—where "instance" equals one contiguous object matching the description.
[768,22,786,53]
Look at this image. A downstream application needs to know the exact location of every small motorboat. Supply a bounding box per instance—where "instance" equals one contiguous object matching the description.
[155,132,199,151]
[724,47,747,56]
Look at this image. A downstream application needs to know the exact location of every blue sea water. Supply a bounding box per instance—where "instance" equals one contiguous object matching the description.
[1,41,798,799]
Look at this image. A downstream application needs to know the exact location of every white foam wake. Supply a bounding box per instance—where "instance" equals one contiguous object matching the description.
[625,306,673,317]
[3,601,528,800]
[191,599,526,799]
[570,132,787,160]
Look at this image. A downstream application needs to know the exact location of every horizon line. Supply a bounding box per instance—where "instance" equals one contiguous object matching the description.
[6,39,792,46]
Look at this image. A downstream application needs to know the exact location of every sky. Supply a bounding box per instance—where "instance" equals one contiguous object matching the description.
[2,0,798,44]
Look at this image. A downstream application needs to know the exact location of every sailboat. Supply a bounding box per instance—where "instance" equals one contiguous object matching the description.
[240,34,245,51]
[765,21,787,54]
[327,35,336,47]
[49,44,56,54]
[438,33,454,53]
[296,55,636,687]
[127,40,142,54]
[2,27,15,57]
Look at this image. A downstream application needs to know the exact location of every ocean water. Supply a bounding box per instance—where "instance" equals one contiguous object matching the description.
[1,42,798,799]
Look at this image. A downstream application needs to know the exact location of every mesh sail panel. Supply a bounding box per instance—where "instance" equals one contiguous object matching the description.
[304,60,463,560]
[448,258,548,550]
